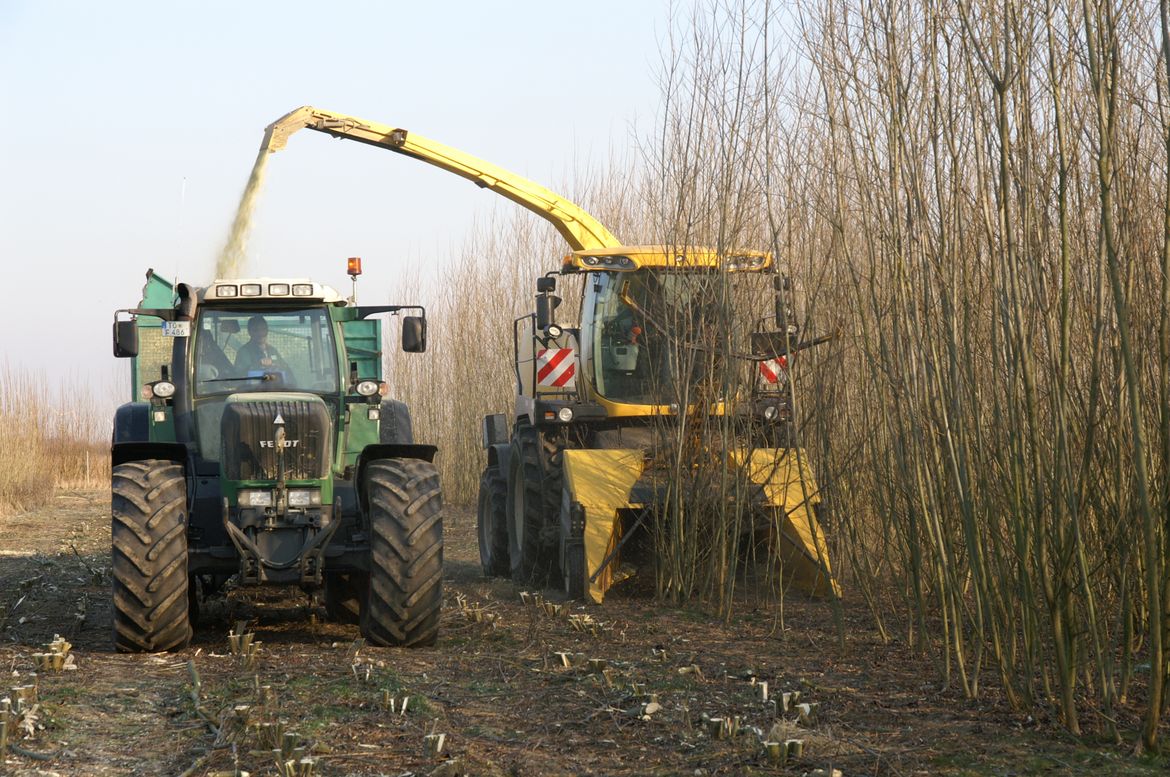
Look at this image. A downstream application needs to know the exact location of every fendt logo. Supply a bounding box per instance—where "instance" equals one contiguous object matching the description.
[260,439,300,448]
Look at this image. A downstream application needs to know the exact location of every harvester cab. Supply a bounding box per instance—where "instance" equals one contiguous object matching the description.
[481,247,838,602]
[110,265,442,652]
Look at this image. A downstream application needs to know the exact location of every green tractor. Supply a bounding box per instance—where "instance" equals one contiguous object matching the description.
[111,265,442,651]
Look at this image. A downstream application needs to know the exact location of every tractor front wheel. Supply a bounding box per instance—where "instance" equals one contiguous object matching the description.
[111,460,192,653]
[361,459,443,647]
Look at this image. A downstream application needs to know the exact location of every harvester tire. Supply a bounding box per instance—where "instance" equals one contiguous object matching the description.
[506,426,561,585]
[477,466,510,576]
[361,459,443,647]
[111,460,192,653]
[563,540,585,600]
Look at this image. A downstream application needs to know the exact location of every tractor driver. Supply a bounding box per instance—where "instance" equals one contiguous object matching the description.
[234,315,288,375]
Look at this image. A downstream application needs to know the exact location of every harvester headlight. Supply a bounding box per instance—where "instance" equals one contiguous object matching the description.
[268,283,290,296]
[151,380,176,399]
[240,283,262,297]
[355,380,380,397]
[557,407,574,423]
[287,489,322,507]
[616,256,634,269]
[216,285,238,298]
[239,489,273,507]
[545,324,563,338]
[582,256,600,266]
[292,284,313,296]
[763,405,779,421]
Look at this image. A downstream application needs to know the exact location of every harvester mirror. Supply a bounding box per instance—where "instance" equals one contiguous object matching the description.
[402,315,427,353]
[536,276,557,293]
[536,294,561,331]
[113,319,139,358]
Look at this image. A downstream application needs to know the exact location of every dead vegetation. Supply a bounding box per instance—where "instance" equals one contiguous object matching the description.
[2,490,1167,775]
[0,367,110,516]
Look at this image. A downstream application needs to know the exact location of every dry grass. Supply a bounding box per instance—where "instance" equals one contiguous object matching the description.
[0,365,110,516]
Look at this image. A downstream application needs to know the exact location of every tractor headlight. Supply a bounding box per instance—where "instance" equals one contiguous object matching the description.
[151,380,176,398]
[287,489,322,507]
[238,489,273,507]
[355,380,380,397]
[557,407,574,423]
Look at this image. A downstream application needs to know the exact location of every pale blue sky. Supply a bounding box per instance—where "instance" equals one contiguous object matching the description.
[0,0,667,389]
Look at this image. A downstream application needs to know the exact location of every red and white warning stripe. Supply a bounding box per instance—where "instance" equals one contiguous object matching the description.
[759,356,788,384]
[537,348,576,388]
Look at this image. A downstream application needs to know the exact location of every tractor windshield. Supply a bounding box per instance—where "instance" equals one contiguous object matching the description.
[192,307,341,396]
[591,269,772,405]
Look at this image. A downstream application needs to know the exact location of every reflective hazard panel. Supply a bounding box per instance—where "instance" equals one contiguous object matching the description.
[759,356,788,384]
[537,348,576,388]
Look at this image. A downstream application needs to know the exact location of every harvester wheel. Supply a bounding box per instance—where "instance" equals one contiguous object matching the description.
[477,466,510,576]
[111,460,192,653]
[361,458,443,647]
[506,426,561,585]
[324,573,366,624]
[562,540,585,600]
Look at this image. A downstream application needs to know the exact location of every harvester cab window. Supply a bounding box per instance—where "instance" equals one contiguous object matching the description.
[594,270,682,403]
[593,269,772,405]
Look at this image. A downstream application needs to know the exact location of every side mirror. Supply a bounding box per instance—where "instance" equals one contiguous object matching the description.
[113,319,139,358]
[536,276,557,293]
[535,294,561,331]
[402,316,427,353]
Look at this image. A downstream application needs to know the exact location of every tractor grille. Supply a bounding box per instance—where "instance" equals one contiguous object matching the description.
[221,398,331,481]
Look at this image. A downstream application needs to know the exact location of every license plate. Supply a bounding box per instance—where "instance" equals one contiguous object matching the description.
[162,321,191,337]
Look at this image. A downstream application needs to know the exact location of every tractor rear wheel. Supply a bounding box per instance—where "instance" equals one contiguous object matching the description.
[361,459,443,647]
[111,460,192,653]
[506,426,561,585]
[477,466,510,576]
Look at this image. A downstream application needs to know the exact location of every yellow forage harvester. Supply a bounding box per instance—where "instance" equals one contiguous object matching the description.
[261,106,837,603]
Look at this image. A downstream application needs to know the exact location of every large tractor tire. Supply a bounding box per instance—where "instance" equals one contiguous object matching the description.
[361,459,443,647]
[506,426,561,586]
[477,466,510,577]
[378,399,414,444]
[111,460,192,653]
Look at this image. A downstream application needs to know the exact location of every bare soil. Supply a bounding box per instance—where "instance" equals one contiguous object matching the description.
[0,490,1165,776]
